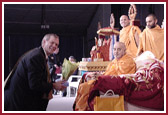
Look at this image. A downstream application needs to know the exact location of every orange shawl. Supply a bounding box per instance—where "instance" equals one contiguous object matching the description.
[137,25,164,61]
[120,25,141,57]
[104,53,136,76]
[75,80,95,111]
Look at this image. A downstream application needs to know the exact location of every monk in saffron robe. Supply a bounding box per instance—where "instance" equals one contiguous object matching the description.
[137,14,164,61]
[119,15,141,58]
[88,51,164,111]
[104,42,136,76]
[73,42,136,111]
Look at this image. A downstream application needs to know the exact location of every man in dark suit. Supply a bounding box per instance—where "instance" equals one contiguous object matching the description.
[4,33,66,111]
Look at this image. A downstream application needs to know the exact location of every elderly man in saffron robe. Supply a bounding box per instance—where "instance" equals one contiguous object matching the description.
[119,15,141,58]
[73,42,136,111]
[88,51,164,111]
[137,14,164,61]
[104,42,136,76]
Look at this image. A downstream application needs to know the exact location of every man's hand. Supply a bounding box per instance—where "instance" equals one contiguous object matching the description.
[53,80,66,91]
[54,64,59,69]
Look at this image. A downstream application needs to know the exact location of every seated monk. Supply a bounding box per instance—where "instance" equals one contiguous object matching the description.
[73,42,136,111]
[87,51,164,111]
[104,42,136,76]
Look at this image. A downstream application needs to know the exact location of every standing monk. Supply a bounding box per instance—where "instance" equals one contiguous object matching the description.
[137,14,164,61]
[119,15,141,58]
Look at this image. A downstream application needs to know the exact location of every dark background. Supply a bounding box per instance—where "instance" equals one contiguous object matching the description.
[4,4,164,78]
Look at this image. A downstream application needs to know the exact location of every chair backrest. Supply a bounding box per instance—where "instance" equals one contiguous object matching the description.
[68,75,82,83]
[55,74,63,82]
[67,75,82,97]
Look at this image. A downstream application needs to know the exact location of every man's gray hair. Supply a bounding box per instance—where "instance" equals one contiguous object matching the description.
[41,33,59,45]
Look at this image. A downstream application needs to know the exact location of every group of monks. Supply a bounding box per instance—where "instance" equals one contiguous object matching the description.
[104,13,164,75]
[120,14,164,61]
[91,13,164,62]
[73,13,164,111]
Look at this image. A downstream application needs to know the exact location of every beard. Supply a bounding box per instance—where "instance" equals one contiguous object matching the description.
[148,25,156,29]
[147,23,156,29]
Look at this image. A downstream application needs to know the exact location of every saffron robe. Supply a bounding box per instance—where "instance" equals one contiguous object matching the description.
[120,25,141,58]
[74,80,95,111]
[137,25,164,61]
[104,53,136,76]
[74,54,136,111]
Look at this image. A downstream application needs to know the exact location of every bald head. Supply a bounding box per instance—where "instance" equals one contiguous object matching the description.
[113,42,126,60]
[120,15,130,28]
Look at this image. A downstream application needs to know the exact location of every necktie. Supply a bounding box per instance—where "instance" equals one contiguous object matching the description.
[46,63,51,83]
[42,61,53,100]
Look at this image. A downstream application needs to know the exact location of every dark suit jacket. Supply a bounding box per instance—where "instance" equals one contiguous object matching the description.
[4,47,53,111]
